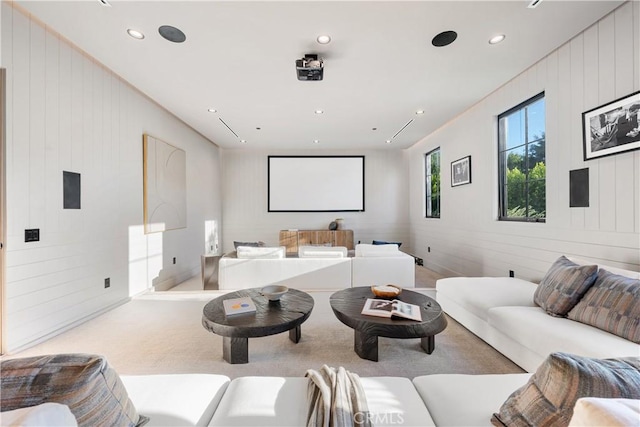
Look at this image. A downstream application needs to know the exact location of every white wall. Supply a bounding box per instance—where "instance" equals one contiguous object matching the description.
[221,149,409,253]
[407,2,640,281]
[2,4,222,352]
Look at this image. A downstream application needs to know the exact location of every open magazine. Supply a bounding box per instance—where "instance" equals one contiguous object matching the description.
[361,298,422,321]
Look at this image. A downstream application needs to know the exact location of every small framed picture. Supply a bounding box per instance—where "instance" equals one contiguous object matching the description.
[451,155,471,187]
[582,91,640,161]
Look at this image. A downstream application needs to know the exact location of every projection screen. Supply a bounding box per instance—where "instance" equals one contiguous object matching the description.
[268,156,365,212]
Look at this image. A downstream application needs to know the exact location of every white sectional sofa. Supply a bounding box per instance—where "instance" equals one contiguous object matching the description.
[118,371,535,426]
[120,367,638,426]
[436,258,640,372]
[5,358,638,427]
[218,244,415,290]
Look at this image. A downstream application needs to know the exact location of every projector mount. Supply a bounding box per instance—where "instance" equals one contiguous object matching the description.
[296,54,324,81]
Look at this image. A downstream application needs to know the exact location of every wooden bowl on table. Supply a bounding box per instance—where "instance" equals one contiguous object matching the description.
[371,284,402,299]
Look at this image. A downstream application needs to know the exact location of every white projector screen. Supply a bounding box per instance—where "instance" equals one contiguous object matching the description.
[268,156,365,212]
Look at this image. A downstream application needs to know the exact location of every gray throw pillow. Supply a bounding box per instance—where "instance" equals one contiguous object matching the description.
[491,352,640,427]
[568,269,640,343]
[533,256,597,317]
[0,354,147,427]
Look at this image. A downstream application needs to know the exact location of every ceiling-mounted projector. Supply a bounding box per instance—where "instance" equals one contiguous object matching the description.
[296,54,323,81]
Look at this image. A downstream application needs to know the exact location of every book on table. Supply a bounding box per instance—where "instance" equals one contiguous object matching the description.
[361,298,422,321]
[223,297,257,316]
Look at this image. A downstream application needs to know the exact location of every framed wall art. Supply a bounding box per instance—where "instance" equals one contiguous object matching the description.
[582,91,640,160]
[451,155,471,187]
[143,134,187,234]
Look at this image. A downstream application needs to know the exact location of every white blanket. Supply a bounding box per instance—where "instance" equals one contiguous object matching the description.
[305,365,371,427]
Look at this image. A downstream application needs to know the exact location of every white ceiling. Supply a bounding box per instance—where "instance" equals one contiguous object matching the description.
[15,1,623,150]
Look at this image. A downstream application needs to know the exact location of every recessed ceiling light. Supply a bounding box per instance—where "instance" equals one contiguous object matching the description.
[159,25,186,43]
[127,29,145,40]
[313,139,320,144]
[431,30,457,47]
[385,140,392,144]
[317,35,331,45]
[315,110,324,115]
[240,139,247,144]
[207,108,217,113]
[489,34,506,45]
[372,128,377,131]
[416,110,425,115]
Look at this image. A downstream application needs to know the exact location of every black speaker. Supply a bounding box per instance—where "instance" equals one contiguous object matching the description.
[570,168,589,208]
[63,171,81,209]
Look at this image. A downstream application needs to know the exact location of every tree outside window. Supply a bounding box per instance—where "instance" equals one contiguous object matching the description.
[498,93,546,221]
[425,148,441,218]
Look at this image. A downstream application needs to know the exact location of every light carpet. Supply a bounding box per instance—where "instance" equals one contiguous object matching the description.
[5,290,524,379]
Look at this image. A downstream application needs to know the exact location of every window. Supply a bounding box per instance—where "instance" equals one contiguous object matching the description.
[425,148,441,218]
[498,93,546,222]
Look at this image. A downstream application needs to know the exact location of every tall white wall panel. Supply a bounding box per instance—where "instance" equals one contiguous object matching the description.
[2,4,222,352]
[221,149,410,253]
[407,2,640,281]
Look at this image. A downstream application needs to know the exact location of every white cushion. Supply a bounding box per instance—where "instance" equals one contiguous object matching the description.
[121,374,230,426]
[412,373,532,427]
[0,403,77,426]
[298,245,348,258]
[360,377,436,427]
[569,398,640,427]
[488,306,640,361]
[436,277,538,321]
[236,246,285,259]
[355,243,403,257]
[209,376,435,427]
[209,377,306,426]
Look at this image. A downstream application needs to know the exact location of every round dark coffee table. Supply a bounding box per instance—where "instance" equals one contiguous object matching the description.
[202,288,314,364]
[330,287,447,361]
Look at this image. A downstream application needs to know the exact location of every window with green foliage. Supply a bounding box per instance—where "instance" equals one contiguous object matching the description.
[425,148,441,218]
[498,93,546,222]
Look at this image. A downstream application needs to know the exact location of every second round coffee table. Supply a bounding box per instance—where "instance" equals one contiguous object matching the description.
[202,288,314,364]
[330,287,447,361]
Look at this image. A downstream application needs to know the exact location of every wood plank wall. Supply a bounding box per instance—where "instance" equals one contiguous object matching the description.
[2,4,222,352]
[407,2,640,281]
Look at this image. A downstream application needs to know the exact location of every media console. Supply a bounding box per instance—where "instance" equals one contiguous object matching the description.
[278,229,354,256]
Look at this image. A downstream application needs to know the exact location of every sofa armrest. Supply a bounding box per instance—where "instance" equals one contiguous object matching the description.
[121,374,230,427]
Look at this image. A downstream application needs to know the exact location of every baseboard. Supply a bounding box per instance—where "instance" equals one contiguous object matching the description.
[6,297,131,355]
[153,266,200,291]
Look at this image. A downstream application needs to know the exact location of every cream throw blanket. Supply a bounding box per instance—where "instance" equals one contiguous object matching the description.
[305,365,372,427]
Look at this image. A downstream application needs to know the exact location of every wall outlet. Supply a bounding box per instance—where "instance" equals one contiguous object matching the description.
[509,270,515,278]
[104,278,110,288]
[25,229,40,242]
[173,257,176,264]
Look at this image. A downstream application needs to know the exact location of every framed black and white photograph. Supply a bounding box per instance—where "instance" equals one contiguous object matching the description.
[451,155,471,187]
[582,91,640,161]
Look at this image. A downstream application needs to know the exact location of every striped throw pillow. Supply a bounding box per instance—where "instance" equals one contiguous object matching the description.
[568,269,640,343]
[491,352,640,427]
[533,256,598,317]
[0,354,147,427]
